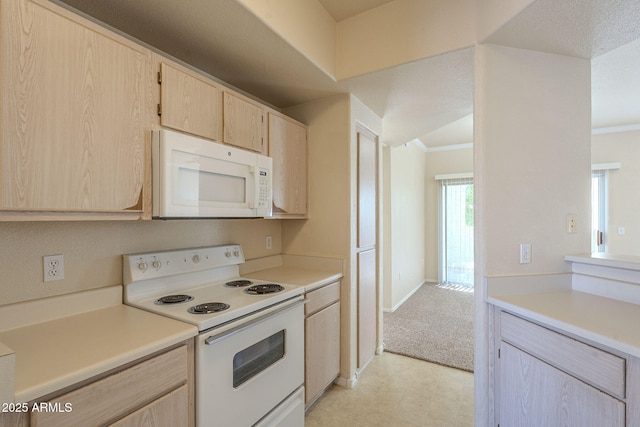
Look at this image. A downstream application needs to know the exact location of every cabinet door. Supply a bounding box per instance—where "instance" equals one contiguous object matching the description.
[159,62,223,142]
[1,0,151,217]
[268,112,307,216]
[223,92,264,152]
[305,302,340,405]
[499,342,625,426]
[357,249,377,369]
[357,129,377,248]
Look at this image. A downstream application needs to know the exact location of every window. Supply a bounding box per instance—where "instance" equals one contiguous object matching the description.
[591,169,607,253]
[438,176,474,287]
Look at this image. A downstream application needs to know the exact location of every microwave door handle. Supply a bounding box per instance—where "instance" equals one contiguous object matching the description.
[248,165,256,208]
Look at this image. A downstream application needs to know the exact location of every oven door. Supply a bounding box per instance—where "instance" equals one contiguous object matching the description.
[195,299,304,427]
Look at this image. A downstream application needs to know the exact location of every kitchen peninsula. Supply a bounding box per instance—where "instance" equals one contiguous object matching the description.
[487,254,640,425]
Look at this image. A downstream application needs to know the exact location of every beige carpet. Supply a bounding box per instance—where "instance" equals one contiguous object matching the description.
[383,283,474,372]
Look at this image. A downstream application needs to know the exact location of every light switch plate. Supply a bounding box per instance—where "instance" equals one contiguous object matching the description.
[567,214,577,233]
[520,244,531,264]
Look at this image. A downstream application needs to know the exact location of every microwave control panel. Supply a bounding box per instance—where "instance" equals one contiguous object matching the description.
[258,169,270,209]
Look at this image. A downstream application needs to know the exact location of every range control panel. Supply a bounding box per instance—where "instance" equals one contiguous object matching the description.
[123,244,244,284]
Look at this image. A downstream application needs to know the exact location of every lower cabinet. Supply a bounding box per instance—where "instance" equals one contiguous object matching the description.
[305,281,340,407]
[494,309,633,426]
[500,342,625,426]
[1,342,193,427]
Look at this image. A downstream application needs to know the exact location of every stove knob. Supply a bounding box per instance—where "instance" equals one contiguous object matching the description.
[192,255,200,263]
[137,262,148,272]
[225,252,231,258]
[152,260,161,270]
[233,249,240,257]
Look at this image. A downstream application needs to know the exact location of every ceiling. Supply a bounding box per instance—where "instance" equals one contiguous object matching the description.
[318,0,395,22]
[55,0,640,148]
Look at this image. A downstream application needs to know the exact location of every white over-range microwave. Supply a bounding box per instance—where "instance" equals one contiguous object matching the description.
[152,129,272,218]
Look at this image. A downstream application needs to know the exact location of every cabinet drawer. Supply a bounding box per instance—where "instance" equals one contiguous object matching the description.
[500,312,625,398]
[305,282,340,316]
[31,345,188,427]
[109,384,188,427]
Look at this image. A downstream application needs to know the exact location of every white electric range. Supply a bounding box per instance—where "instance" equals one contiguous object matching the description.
[123,244,305,427]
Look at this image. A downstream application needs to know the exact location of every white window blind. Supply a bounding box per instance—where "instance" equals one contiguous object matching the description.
[438,176,474,287]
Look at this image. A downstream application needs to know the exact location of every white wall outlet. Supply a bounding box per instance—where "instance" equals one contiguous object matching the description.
[566,214,577,233]
[44,254,64,282]
[265,235,272,250]
[519,244,531,264]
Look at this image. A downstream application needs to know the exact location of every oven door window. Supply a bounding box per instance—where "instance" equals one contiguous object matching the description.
[233,330,285,388]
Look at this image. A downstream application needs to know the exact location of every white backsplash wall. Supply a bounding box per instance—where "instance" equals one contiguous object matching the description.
[0,219,282,306]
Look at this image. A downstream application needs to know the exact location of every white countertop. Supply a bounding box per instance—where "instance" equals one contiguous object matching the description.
[565,253,640,272]
[488,289,640,358]
[245,266,342,292]
[0,287,197,403]
[241,254,343,292]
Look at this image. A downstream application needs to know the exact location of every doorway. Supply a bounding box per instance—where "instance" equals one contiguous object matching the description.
[439,177,474,288]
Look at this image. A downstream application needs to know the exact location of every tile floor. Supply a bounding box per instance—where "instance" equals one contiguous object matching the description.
[305,352,474,427]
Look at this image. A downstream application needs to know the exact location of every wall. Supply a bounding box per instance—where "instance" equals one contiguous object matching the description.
[280,95,351,259]
[236,0,337,77]
[280,94,353,381]
[0,219,281,306]
[282,93,382,384]
[337,0,477,79]
[474,44,592,426]
[477,45,591,276]
[384,142,427,311]
[424,147,473,282]
[476,0,535,41]
[231,0,535,83]
[592,130,640,255]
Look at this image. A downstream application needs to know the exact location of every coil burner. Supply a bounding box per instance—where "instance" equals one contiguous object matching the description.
[244,284,284,295]
[225,280,253,288]
[155,294,194,305]
[188,302,231,314]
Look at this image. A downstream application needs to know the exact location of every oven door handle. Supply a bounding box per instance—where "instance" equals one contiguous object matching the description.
[204,297,307,346]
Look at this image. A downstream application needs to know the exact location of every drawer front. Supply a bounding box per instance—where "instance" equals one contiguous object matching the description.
[500,311,625,399]
[305,282,340,316]
[109,384,188,427]
[31,345,188,427]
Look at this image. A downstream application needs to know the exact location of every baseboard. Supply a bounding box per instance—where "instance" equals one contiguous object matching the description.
[384,281,425,312]
[334,374,358,389]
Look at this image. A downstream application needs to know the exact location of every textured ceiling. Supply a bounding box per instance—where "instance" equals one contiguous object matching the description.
[55,0,640,148]
[592,37,640,130]
[484,0,640,59]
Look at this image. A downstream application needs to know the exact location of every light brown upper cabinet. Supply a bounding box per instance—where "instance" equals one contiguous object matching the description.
[159,62,223,143]
[223,91,265,153]
[0,0,153,220]
[268,112,308,218]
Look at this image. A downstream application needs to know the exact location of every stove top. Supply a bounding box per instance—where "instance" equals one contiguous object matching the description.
[123,245,304,331]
